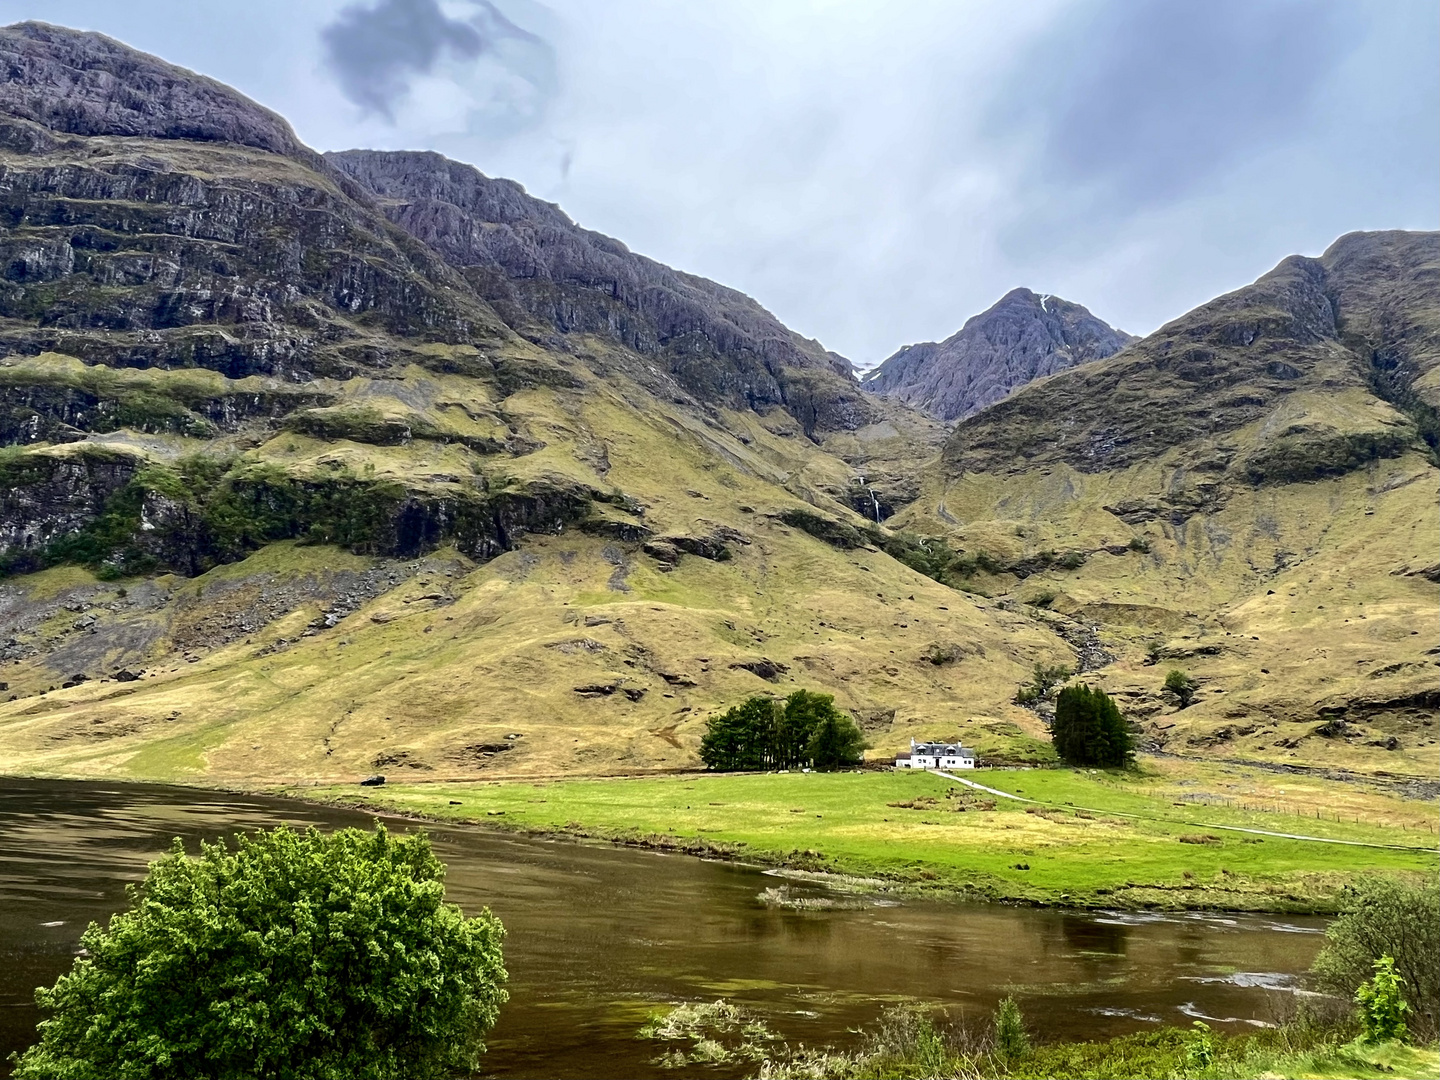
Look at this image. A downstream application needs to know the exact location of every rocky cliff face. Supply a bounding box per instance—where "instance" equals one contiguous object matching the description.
[862,288,1133,422]
[0,21,314,162]
[326,149,873,433]
[0,22,921,581]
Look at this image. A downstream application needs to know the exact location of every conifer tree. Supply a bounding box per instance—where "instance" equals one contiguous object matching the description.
[1052,683,1133,767]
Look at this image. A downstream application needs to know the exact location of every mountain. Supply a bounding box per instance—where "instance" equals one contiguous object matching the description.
[861,288,1134,422]
[942,234,1440,476]
[0,23,1038,786]
[0,22,1433,789]
[323,150,866,434]
[895,230,1439,773]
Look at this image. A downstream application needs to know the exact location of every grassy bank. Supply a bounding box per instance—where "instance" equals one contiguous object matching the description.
[771,1024,1439,1080]
[306,767,1438,911]
[631,999,1440,1079]
[633,1000,1440,1079]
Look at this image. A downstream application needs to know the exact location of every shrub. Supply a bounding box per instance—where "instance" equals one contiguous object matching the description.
[1164,669,1198,708]
[1356,956,1409,1043]
[994,996,1030,1061]
[1052,683,1134,767]
[1313,877,1438,1040]
[975,550,1004,575]
[1014,661,1074,706]
[12,825,507,1080]
[1185,1020,1215,1071]
[1128,536,1151,553]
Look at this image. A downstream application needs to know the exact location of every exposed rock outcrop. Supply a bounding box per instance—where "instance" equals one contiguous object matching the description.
[326,149,876,434]
[0,21,315,163]
[863,288,1133,422]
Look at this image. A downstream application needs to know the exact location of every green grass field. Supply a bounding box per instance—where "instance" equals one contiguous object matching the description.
[308,767,1437,912]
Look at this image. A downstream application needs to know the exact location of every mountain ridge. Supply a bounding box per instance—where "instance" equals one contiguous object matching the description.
[862,287,1134,422]
[0,22,1433,788]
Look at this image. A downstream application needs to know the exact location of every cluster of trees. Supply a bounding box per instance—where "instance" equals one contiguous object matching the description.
[1051,683,1134,767]
[14,825,507,1080]
[700,690,867,771]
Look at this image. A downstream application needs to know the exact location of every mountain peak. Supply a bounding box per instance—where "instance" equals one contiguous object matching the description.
[0,21,310,160]
[862,289,1133,422]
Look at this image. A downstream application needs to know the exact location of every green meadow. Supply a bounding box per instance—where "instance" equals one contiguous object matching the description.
[309,766,1437,912]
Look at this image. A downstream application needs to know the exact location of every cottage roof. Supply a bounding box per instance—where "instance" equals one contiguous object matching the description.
[910,741,975,756]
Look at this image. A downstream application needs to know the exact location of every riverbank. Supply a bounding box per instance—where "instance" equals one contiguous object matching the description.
[635,998,1440,1080]
[303,766,1438,913]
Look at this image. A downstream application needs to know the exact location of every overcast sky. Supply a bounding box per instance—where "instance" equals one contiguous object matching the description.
[4,0,1436,368]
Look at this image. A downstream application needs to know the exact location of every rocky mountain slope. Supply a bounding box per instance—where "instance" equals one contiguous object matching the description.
[0,22,1433,788]
[862,288,1133,422]
[0,23,1042,786]
[895,230,1439,776]
[324,150,865,434]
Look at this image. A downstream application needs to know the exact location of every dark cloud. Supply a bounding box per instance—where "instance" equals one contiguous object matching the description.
[322,0,555,129]
[993,0,1355,207]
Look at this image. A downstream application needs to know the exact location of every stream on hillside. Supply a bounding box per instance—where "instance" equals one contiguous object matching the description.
[0,778,1330,1078]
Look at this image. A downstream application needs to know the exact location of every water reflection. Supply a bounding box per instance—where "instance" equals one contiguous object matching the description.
[0,778,1330,1079]
[1060,912,1129,957]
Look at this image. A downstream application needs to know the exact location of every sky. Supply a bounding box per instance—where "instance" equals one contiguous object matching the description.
[3,0,1436,369]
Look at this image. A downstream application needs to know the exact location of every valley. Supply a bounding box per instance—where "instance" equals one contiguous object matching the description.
[0,21,1434,897]
[0,11,1435,1080]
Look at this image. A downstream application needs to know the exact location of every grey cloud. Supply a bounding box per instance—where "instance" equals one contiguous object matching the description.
[993,0,1354,207]
[322,0,555,131]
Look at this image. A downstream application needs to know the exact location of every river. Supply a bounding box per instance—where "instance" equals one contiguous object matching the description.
[0,778,1330,1078]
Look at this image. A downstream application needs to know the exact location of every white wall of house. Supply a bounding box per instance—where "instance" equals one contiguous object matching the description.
[938,756,975,769]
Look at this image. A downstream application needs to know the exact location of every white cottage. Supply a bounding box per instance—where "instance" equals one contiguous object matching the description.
[894,738,976,770]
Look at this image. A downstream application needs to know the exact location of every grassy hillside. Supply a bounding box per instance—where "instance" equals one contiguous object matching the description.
[0,359,1062,783]
[892,451,1439,776]
[893,232,1440,780]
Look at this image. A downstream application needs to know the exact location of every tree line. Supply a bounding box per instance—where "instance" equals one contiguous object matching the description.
[700,690,867,771]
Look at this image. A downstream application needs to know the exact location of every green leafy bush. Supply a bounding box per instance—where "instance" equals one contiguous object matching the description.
[1013,662,1073,706]
[1186,1020,1215,1071]
[12,825,507,1080]
[1356,956,1409,1043]
[1164,669,1198,708]
[994,996,1030,1061]
[1312,877,1438,1041]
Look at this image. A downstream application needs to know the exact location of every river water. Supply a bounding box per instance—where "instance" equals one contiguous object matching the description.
[0,778,1330,1078]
